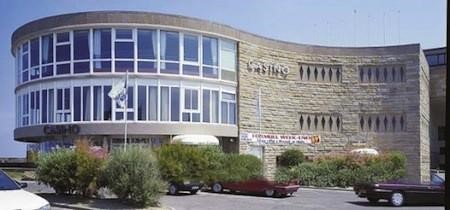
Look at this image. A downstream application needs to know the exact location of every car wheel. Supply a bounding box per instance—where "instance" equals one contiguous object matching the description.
[264,189,275,197]
[390,192,405,207]
[168,184,178,195]
[190,190,198,195]
[212,183,223,193]
[367,197,379,203]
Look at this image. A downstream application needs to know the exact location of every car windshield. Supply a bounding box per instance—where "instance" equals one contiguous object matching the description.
[430,173,445,185]
[0,170,20,190]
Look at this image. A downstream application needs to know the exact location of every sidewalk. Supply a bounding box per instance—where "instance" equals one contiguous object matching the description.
[301,185,354,191]
[38,193,172,210]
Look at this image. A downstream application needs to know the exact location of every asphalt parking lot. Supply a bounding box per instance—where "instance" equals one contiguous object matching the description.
[161,188,444,210]
[23,182,444,210]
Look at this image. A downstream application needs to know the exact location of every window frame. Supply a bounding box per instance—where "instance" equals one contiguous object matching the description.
[182,87,201,122]
[114,28,135,73]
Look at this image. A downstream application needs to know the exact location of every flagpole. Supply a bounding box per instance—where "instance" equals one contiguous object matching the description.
[124,70,129,151]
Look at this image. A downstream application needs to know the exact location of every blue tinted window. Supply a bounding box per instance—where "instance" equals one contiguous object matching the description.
[221,101,228,124]
[115,61,133,72]
[57,89,63,110]
[115,42,134,58]
[138,61,156,73]
[56,64,70,75]
[438,54,446,65]
[202,90,210,122]
[171,87,180,121]
[183,65,199,76]
[64,88,70,110]
[202,36,218,66]
[138,86,146,121]
[22,53,28,70]
[160,31,179,61]
[184,35,198,62]
[74,62,90,74]
[42,90,47,123]
[93,86,101,121]
[229,103,236,124]
[116,29,132,39]
[30,38,39,67]
[41,34,53,64]
[56,45,70,62]
[74,30,90,60]
[93,29,111,59]
[93,61,111,72]
[103,86,112,120]
[203,66,218,79]
[427,55,437,66]
[57,32,70,43]
[74,87,81,121]
[22,71,28,82]
[138,29,156,59]
[42,65,53,77]
[160,62,179,74]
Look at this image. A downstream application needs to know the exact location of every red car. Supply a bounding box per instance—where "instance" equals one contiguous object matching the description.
[210,177,300,197]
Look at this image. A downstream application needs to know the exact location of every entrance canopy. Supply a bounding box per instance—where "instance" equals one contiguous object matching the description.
[172,135,219,145]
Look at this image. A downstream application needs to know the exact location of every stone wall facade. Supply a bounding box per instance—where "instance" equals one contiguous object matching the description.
[238,41,430,183]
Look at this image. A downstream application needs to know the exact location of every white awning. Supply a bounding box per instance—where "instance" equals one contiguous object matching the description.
[350,148,379,155]
[172,135,219,145]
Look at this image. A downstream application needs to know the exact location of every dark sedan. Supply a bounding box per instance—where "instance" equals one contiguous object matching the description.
[167,180,203,195]
[353,173,445,207]
[210,177,300,197]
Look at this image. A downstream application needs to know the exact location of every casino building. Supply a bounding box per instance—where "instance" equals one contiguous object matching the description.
[12,11,433,183]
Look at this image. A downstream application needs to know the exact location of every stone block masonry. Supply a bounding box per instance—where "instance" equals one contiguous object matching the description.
[238,41,430,183]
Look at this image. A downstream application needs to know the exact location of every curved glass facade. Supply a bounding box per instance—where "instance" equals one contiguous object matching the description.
[14,27,237,128]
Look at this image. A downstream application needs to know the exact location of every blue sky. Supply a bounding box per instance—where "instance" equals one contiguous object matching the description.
[0,0,446,157]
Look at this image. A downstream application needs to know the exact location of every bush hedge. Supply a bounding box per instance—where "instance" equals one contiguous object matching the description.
[155,144,210,183]
[277,149,305,168]
[275,152,406,187]
[35,141,103,196]
[156,144,263,184]
[220,154,263,182]
[101,147,164,207]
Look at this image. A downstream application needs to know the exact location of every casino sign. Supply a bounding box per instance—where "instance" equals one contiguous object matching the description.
[43,125,80,136]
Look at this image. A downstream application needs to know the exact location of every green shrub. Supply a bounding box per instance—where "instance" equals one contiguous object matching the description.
[102,147,164,207]
[277,149,305,168]
[35,141,104,196]
[155,144,209,183]
[221,154,263,182]
[275,152,406,187]
[36,149,77,194]
[74,141,104,196]
[198,146,227,184]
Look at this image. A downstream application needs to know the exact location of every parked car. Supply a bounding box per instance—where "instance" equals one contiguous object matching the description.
[353,172,445,207]
[0,169,50,210]
[210,177,300,197]
[167,180,203,195]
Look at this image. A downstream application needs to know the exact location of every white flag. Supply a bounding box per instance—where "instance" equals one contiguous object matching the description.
[108,75,128,108]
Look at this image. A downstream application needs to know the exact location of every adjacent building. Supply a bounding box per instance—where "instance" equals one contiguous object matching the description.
[12,11,433,183]
[424,47,446,170]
